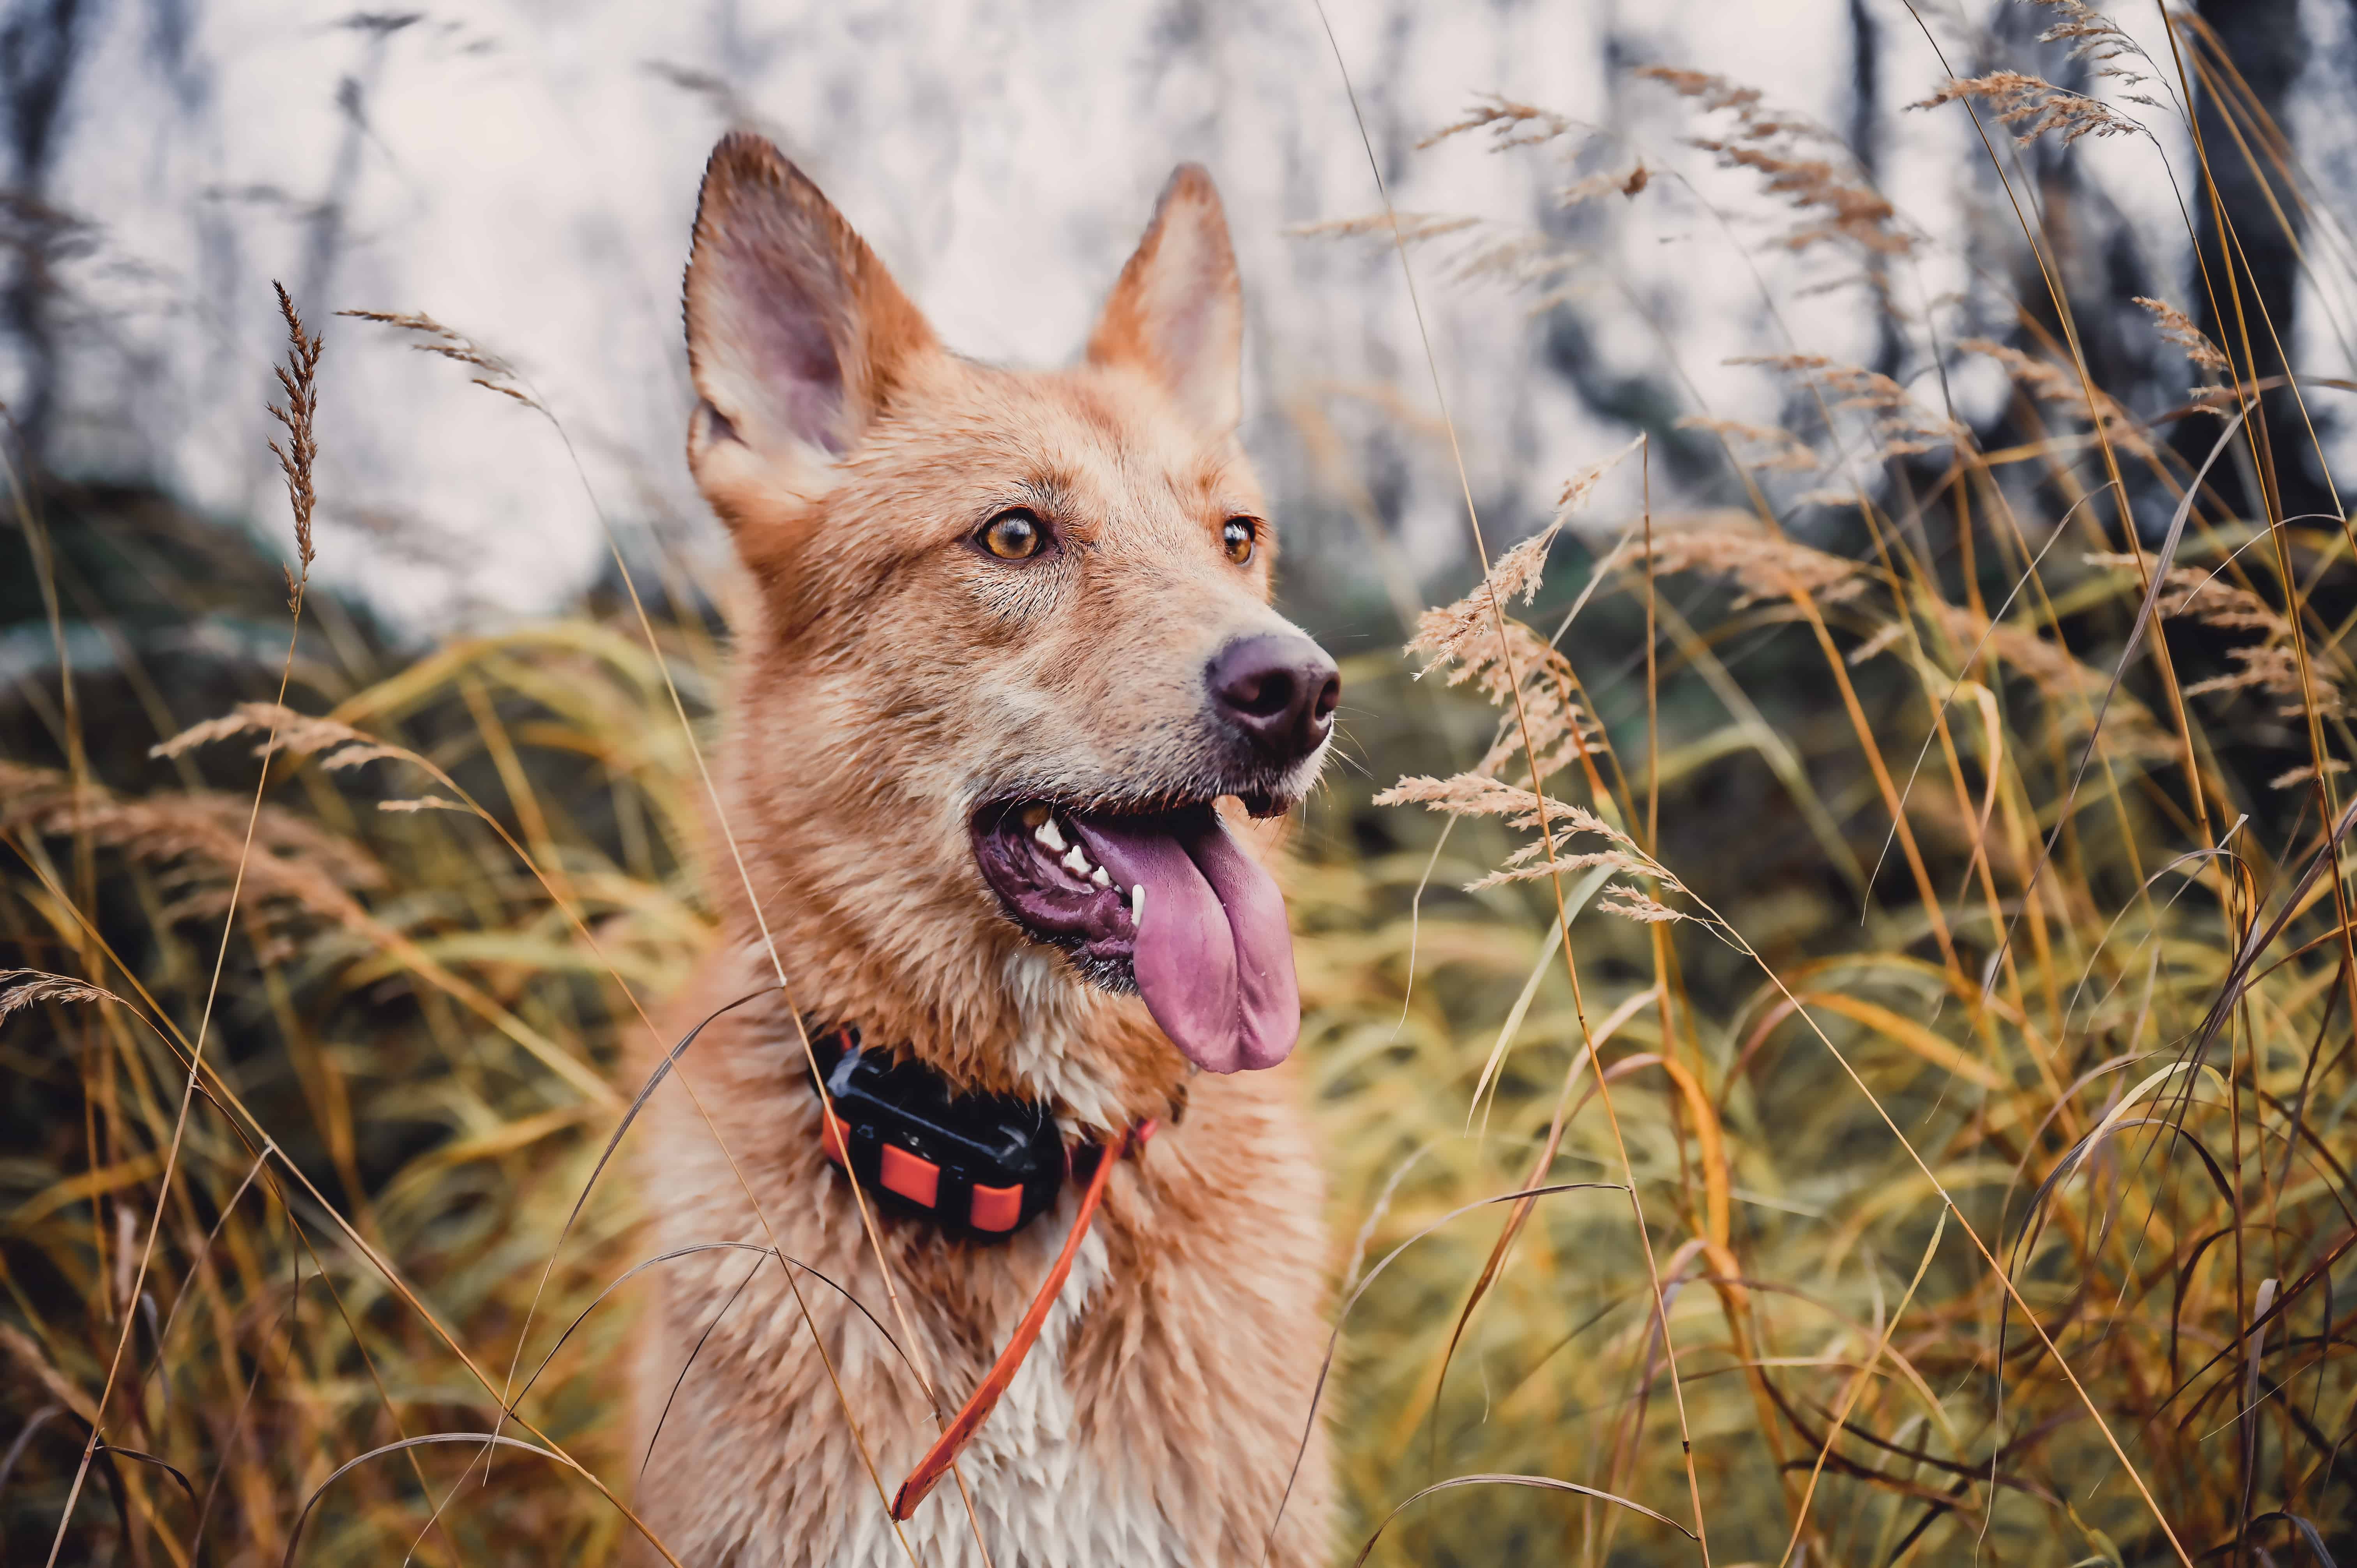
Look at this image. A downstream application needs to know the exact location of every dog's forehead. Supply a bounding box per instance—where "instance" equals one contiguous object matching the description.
[937,364,1254,525]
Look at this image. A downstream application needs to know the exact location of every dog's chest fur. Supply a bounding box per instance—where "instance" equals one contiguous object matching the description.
[625,996,1332,1568]
[831,1233,1193,1568]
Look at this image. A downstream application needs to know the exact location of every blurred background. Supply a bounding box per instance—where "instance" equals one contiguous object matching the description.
[8,1,2357,1564]
[9,0,2350,631]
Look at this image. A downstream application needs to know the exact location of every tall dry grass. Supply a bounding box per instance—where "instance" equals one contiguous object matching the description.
[5,5,2356,1564]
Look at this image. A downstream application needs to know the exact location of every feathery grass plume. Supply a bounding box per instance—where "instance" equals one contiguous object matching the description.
[1694,141,1912,256]
[1633,516,1867,607]
[1417,93,1583,152]
[2,759,381,936]
[1409,595,1602,784]
[1405,523,1562,680]
[1290,211,1585,296]
[1373,774,1687,902]
[1958,336,2159,460]
[1731,352,1970,463]
[1923,599,2177,755]
[1403,442,1631,781]
[1285,212,1481,244]
[2082,553,2353,717]
[2034,0,2168,103]
[1553,434,1641,519]
[1676,414,1820,473]
[1597,885,1684,923]
[152,699,409,772]
[0,970,122,1018]
[1910,69,2145,148]
[1640,65,1913,258]
[1845,618,1910,666]
[378,795,468,812]
[1374,771,1573,830]
[2269,760,2351,789]
[1379,725,1682,909]
[267,282,321,609]
[1555,166,1652,208]
[2084,554,2284,633]
[339,306,546,410]
[1293,207,1589,301]
[2186,643,2350,719]
[2133,295,2232,371]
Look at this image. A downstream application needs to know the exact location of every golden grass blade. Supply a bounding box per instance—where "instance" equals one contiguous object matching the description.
[1256,1180,1626,1564]
[1981,410,2249,1005]
[1349,1472,1694,1566]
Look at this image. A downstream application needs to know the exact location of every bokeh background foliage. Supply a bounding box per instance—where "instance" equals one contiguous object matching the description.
[7,1,2357,1564]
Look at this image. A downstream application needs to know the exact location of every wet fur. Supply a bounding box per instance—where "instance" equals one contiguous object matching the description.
[625,135,1334,1566]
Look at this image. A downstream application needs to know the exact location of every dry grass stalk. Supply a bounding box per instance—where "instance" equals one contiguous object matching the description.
[2133,295,2231,371]
[1640,65,1913,258]
[152,700,410,772]
[3,758,382,941]
[2034,0,2166,101]
[1924,599,2175,755]
[1634,517,1867,608]
[339,306,545,410]
[1418,93,1581,152]
[1676,414,1820,473]
[0,969,122,1018]
[2083,554,2353,717]
[267,282,321,608]
[1959,336,2159,460]
[2185,643,2350,719]
[1375,771,1684,911]
[379,795,467,812]
[1559,166,1650,206]
[1732,352,1971,463]
[1597,885,1684,923]
[1285,212,1481,244]
[1911,70,2146,147]
[1401,445,1636,786]
[2269,760,2351,789]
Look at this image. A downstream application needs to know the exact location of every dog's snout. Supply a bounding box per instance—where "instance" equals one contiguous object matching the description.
[1207,633,1340,766]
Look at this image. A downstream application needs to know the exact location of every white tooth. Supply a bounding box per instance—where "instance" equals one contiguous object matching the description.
[1090,866,1111,887]
[1035,819,1067,853]
[1131,884,1147,927]
[1061,846,1092,876]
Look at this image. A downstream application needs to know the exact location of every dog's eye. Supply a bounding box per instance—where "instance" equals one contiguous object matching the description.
[1221,516,1258,566]
[979,509,1046,561]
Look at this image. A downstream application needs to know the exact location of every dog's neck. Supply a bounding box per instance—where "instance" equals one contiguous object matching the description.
[724,921,1188,1134]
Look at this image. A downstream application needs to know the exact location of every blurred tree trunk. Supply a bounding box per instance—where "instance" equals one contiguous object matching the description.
[2177,0,2329,524]
[1847,0,1903,376]
[0,0,85,454]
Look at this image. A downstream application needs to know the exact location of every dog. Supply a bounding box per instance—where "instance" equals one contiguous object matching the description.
[624,131,1336,1568]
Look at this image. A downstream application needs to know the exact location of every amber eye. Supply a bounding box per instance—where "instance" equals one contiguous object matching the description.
[979,509,1046,560]
[1221,516,1258,566]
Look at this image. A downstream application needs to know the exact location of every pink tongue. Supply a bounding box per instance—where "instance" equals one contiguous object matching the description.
[1069,812,1300,1073]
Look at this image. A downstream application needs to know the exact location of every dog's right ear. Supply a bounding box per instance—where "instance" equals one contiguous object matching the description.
[684,132,939,526]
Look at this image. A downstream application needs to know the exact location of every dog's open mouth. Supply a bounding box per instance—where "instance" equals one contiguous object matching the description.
[971,798,1299,1074]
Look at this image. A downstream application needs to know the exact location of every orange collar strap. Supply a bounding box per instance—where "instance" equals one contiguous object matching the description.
[888,1120,1154,1520]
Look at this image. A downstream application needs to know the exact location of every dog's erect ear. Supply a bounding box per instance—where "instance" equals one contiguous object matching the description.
[1087,164,1243,437]
[684,132,938,517]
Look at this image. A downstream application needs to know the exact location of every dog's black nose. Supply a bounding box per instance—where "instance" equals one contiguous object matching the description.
[1207,633,1340,766]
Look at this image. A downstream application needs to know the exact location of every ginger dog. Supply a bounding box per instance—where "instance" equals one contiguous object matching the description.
[626,132,1335,1568]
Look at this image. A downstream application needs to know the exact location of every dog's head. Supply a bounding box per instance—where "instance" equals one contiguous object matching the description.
[682,133,1336,1087]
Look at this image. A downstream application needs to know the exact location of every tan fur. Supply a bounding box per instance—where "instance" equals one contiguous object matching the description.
[625,134,1333,1566]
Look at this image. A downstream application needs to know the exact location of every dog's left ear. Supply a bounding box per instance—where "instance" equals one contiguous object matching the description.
[1087,164,1243,437]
